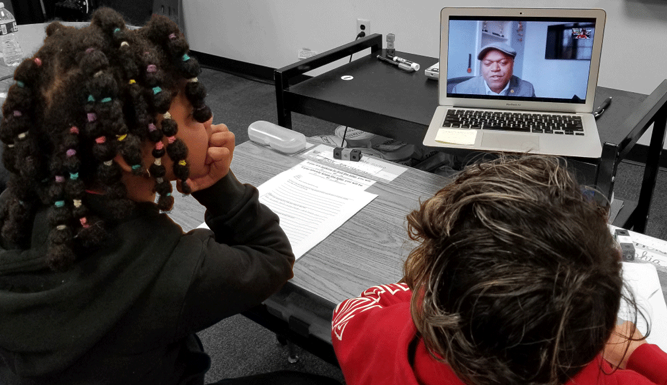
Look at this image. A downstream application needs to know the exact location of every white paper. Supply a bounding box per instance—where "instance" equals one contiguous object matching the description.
[302,144,407,182]
[290,160,375,190]
[198,161,377,260]
[257,166,376,259]
[619,262,667,352]
[435,128,477,145]
[609,225,667,273]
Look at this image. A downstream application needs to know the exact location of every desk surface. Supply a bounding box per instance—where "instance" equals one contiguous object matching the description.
[172,141,453,306]
[171,141,667,315]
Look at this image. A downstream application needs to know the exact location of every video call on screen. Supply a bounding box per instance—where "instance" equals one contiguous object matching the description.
[447,17,597,103]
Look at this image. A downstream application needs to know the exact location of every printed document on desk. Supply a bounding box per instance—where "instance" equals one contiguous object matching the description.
[619,262,667,351]
[199,161,376,259]
[258,161,376,259]
[609,225,667,272]
[302,144,407,182]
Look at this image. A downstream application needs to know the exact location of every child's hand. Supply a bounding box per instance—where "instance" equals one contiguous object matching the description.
[603,321,646,369]
[182,123,235,193]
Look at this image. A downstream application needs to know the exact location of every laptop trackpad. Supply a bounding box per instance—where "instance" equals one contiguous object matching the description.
[481,132,540,152]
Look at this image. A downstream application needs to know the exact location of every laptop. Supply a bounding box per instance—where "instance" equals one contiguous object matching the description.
[423,7,606,158]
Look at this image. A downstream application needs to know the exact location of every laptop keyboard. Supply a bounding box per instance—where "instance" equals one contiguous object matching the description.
[443,109,585,135]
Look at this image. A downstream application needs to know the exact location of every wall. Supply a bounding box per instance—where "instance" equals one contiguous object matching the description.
[522,22,591,100]
[184,0,667,146]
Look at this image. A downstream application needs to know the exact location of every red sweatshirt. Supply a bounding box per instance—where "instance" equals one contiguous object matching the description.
[332,283,667,385]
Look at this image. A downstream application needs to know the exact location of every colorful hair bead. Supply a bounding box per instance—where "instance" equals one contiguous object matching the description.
[7,144,14,148]
[163,112,172,120]
[55,200,65,208]
[117,134,127,141]
[188,77,199,83]
[182,54,191,62]
[16,80,24,87]
[167,136,176,144]
[70,126,80,134]
[55,175,65,183]
[86,47,95,53]
[73,199,82,208]
[66,149,77,157]
[152,86,162,95]
[148,123,157,132]
[69,172,79,180]
[155,141,164,150]
[17,132,27,140]
[80,217,90,228]
[87,95,95,103]
[95,136,106,144]
[34,58,42,66]
[56,224,67,230]
[166,192,172,197]
[168,33,177,40]
[113,27,121,34]
[13,110,22,117]
[178,160,187,166]
[129,79,136,85]
[104,160,113,166]
[120,41,129,47]
[87,113,97,122]
[154,158,162,166]
[100,97,112,103]
[147,64,157,73]
[131,165,141,171]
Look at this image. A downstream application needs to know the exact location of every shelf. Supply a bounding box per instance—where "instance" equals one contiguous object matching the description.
[481,31,507,40]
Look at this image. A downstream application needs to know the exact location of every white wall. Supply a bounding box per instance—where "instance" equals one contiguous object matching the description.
[184,0,667,146]
[521,22,591,100]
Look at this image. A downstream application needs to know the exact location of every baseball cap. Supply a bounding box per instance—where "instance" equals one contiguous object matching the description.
[477,42,517,60]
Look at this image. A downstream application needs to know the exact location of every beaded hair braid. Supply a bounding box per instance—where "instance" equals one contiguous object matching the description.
[0,8,212,271]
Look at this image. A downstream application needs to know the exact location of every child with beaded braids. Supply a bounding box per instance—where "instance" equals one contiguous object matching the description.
[0,8,339,385]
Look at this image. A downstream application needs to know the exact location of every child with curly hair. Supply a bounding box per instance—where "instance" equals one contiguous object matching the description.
[0,7,338,385]
[332,155,667,385]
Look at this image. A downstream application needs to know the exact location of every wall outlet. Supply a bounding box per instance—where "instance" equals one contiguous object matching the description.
[357,18,370,37]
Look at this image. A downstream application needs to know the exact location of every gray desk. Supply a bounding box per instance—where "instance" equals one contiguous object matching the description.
[170,140,667,366]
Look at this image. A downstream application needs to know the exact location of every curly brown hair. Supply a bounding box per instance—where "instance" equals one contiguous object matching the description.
[0,8,212,271]
[403,155,626,384]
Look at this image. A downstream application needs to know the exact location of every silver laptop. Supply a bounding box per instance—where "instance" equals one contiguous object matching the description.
[423,7,606,158]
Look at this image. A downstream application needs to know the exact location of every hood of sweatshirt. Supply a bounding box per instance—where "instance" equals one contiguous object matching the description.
[0,194,183,377]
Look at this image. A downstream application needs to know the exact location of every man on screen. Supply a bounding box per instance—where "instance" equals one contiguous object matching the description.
[452,42,536,97]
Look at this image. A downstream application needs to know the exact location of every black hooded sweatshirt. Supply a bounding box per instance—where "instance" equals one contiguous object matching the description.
[0,172,295,384]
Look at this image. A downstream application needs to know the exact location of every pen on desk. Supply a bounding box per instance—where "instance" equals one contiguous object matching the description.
[377,55,415,72]
[388,55,421,71]
[594,96,612,119]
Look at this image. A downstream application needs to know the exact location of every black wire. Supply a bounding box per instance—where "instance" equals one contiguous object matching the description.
[340,126,349,147]
[349,32,366,63]
[340,31,366,145]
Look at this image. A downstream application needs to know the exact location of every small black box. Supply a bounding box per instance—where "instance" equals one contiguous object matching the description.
[614,229,635,261]
[333,148,362,162]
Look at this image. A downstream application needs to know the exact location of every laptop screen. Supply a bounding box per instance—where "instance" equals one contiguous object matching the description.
[446,16,598,104]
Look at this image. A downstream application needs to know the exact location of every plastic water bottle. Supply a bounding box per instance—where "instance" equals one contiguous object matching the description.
[0,3,23,67]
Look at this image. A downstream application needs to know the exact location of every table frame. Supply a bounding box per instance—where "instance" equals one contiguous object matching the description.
[274,33,667,234]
